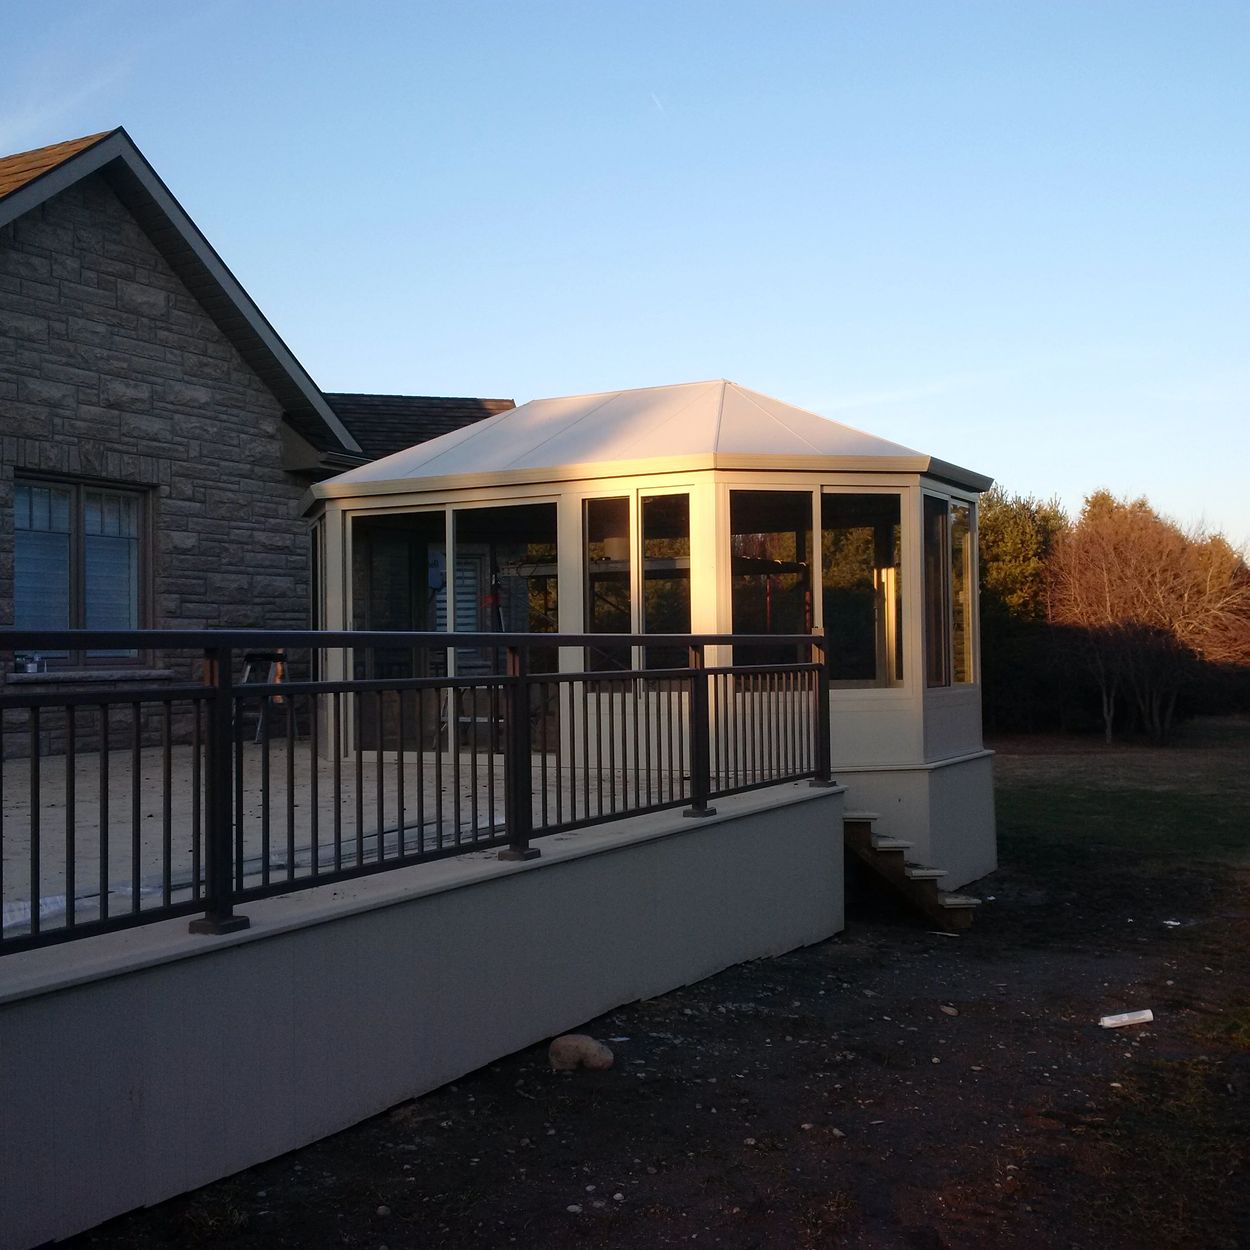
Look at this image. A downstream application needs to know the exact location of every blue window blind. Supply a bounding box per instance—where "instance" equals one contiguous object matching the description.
[83,489,139,632]
[14,484,72,641]
[13,480,143,661]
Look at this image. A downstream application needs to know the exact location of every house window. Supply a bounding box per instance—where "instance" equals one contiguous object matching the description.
[584,497,632,670]
[13,479,145,662]
[923,494,976,687]
[730,490,812,666]
[821,492,903,687]
[640,493,690,670]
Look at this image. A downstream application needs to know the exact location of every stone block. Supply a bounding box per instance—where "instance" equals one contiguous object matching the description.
[100,377,153,411]
[163,380,213,409]
[17,376,76,408]
[0,307,49,342]
[117,279,169,317]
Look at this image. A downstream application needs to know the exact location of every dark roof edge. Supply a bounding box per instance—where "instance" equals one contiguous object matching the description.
[923,457,995,493]
[0,128,361,455]
[324,391,515,404]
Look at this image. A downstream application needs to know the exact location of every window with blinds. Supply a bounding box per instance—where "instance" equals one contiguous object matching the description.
[13,479,145,664]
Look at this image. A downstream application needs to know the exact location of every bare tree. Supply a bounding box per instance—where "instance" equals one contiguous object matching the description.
[1049,492,1250,742]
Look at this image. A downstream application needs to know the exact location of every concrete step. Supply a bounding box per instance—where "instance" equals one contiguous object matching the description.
[871,836,914,851]
[938,894,982,908]
[904,865,947,880]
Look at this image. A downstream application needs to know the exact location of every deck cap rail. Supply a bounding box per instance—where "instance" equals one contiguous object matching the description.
[0,628,822,652]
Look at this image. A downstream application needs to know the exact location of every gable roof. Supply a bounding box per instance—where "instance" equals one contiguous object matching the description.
[320,379,992,493]
[322,393,514,460]
[0,128,361,455]
[0,131,115,200]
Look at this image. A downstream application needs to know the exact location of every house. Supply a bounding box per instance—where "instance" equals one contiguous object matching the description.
[307,379,997,888]
[0,128,510,671]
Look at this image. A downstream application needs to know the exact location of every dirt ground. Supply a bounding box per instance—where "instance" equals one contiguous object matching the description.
[67,719,1250,1249]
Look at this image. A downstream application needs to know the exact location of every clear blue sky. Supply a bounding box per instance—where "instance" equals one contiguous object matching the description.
[4,2,1248,546]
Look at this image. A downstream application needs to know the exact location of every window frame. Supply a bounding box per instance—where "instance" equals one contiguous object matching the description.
[818,487,905,689]
[12,474,151,669]
[921,489,977,689]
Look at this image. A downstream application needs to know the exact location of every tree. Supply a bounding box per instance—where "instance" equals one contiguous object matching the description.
[977,488,1070,731]
[1048,491,1250,743]
[978,486,1068,621]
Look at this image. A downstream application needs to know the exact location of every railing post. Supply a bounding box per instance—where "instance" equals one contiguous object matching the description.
[683,642,717,818]
[189,646,250,934]
[499,643,539,861]
[809,627,836,787]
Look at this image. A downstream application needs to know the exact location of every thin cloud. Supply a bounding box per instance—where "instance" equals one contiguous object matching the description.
[0,1,235,154]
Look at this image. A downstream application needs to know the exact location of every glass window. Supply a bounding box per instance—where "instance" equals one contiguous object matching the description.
[821,493,902,686]
[730,490,812,665]
[923,495,976,688]
[951,501,974,683]
[923,495,950,687]
[14,479,143,663]
[454,502,559,674]
[351,511,448,679]
[584,497,631,670]
[641,493,690,670]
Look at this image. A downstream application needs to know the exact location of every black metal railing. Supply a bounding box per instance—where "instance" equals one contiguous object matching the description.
[0,629,832,953]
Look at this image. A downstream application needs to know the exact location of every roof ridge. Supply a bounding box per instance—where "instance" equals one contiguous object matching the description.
[526,378,723,405]
[731,383,826,456]
[0,128,117,164]
[0,129,121,204]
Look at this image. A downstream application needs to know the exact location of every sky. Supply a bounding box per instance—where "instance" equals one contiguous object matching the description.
[3,1,1249,546]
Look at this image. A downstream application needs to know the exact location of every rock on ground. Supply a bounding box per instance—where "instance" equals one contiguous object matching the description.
[548,1034,614,1071]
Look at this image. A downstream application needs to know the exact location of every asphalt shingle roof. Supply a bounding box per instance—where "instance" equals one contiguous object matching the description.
[0,131,115,202]
[323,393,514,461]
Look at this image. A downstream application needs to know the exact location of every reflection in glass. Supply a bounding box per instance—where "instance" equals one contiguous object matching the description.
[584,497,631,669]
[821,493,902,686]
[730,490,812,665]
[923,495,951,687]
[641,493,690,669]
[951,501,973,683]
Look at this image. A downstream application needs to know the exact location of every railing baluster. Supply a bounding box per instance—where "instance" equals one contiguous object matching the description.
[130,702,141,914]
[234,693,245,892]
[99,703,109,923]
[374,691,384,863]
[29,708,40,938]
[395,690,405,857]
[499,643,538,861]
[310,691,321,873]
[261,691,271,886]
[810,629,834,787]
[189,645,248,934]
[191,698,202,900]
[333,691,343,870]
[288,694,298,880]
[65,707,76,928]
[414,691,425,855]
[162,702,172,908]
[683,644,715,818]
[354,693,365,867]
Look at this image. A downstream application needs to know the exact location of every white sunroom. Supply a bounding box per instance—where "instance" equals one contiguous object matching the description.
[304,380,996,888]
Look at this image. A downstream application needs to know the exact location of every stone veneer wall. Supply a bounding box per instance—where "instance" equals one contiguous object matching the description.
[0,172,312,654]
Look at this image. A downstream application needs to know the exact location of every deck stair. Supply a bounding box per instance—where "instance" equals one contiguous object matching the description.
[843,811,981,932]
